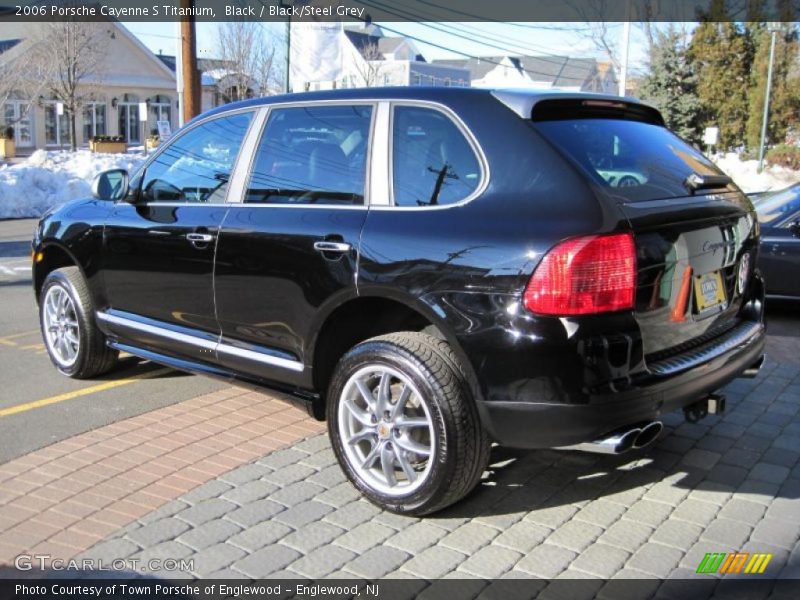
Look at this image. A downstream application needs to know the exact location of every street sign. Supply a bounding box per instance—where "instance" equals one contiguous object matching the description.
[704,127,719,146]
[56,102,63,116]
[138,102,148,121]
[156,120,172,141]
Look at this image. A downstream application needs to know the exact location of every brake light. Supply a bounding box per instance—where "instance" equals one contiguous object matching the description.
[523,233,636,316]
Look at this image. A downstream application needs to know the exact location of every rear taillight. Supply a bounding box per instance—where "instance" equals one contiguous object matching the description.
[523,233,636,316]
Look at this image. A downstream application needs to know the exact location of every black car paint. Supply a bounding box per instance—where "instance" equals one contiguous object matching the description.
[33,87,766,449]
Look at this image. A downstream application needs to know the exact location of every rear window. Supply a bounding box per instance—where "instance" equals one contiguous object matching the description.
[533,117,729,203]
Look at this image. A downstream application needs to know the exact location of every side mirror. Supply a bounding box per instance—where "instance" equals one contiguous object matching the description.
[91,169,129,201]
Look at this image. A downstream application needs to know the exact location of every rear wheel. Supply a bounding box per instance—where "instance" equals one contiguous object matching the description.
[39,267,119,378]
[327,332,489,515]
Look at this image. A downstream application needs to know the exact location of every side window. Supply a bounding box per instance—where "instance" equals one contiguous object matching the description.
[245,105,372,205]
[140,112,253,204]
[392,106,481,207]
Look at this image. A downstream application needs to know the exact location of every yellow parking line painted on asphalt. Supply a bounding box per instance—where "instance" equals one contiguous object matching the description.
[0,367,172,418]
[20,343,44,350]
[0,329,40,346]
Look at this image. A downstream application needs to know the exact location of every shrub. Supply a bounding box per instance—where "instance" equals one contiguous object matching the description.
[765,144,800,170]
[90,135,125,143]
[1,126,13,140]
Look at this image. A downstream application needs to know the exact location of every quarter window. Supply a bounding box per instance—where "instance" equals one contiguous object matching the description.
[140,112,253,204]
[391,106,481,207]
[245,105,372,205]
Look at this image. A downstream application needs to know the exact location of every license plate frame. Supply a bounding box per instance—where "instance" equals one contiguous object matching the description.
[694,270,727,312]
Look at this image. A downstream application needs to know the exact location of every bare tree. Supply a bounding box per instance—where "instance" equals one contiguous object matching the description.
[216,22,279,102]
[352,41,384,87]
[0,40,49,139]
[30,21,106,151]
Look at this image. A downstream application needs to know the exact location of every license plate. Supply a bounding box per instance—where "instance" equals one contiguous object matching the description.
[694,270,726,311]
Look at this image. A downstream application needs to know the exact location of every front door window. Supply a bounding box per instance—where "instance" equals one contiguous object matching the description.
[118,103,140,144]
[44,103,71,148]
[83,103,106,143]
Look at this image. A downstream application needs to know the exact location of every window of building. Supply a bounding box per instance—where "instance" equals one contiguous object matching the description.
[139,111,253,204]
[413,74,422,86]
[245,105,373,205]
[82,102,106,143]
[392,106,481,207]
[44,102,70,147]
[118,93,141,144]
[2,99,33,147]
[444,78,451,87]
[150,94,172,126]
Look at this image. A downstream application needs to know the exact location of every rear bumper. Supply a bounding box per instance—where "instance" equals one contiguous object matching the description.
[477,319,766,449]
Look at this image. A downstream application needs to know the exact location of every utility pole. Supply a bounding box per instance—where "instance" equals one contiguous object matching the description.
[180,0,201,123]
[758,24,779,173]
[175,20,184,127]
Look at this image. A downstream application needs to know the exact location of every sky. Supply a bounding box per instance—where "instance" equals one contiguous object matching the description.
[127,21,653,78]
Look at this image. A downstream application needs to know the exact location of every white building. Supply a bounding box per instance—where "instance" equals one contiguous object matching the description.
[433,55,617,93]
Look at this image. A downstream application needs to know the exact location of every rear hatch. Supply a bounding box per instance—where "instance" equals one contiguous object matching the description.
[531,98,759,362]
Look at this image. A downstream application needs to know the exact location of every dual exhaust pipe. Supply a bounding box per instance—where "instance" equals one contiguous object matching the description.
[570,421,664,455]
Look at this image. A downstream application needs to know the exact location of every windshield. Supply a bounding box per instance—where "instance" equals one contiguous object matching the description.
[754,185,800,226]
[533,118,731,203]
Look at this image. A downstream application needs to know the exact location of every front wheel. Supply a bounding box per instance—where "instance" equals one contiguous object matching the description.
[39,267,119,378]
[327,332,489,515]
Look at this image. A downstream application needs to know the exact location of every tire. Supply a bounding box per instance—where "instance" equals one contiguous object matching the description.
[39,266,119,379]
[327,332,490,515]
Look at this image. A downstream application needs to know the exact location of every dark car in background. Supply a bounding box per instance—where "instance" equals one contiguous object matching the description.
[33,88,765,515]
[752,183,800,299]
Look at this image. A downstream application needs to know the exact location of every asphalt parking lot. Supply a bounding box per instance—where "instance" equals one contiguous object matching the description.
[0,215,799,592]
[0,218,224,463]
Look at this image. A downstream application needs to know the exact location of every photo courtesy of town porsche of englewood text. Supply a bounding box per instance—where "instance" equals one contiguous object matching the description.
[0,1,799,599]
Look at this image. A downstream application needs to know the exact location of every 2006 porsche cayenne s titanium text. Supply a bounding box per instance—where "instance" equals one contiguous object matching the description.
[33,88,766,515]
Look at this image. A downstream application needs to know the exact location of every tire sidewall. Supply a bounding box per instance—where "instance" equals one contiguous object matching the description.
[39,270,90,377]
[327,342,457,514]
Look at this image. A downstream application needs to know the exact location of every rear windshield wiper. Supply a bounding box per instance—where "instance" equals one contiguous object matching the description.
[684,173,732,194]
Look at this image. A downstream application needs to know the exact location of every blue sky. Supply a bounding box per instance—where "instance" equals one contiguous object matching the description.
[128,21,654,78]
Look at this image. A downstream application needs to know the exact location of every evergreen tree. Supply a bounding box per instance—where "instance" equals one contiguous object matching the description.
[639,26,701,144]
[745,22,800,151]
[688,21,754,151]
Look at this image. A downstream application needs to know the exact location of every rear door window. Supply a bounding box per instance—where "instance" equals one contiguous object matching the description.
[391,106,481,207]
[534,114,730,202]
[245,105,372,205]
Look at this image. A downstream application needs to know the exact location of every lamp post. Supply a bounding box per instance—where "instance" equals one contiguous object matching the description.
[757,23,780,173]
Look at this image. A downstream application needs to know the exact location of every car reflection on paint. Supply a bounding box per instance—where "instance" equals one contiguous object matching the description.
[751,183,800,299]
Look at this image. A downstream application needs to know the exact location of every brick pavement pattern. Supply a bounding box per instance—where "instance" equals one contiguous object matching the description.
[74,358,800,588]
[0,388,324,562]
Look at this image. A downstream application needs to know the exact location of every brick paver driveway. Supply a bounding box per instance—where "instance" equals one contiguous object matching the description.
[71,357,800,592]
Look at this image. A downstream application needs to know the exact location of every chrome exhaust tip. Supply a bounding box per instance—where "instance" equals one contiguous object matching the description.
[569,427,642,455]
[632,421,663,449]
[740,354,766,379]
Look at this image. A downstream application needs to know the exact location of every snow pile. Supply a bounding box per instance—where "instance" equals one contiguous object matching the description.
[712,153,800,195]
[0,150,145,219]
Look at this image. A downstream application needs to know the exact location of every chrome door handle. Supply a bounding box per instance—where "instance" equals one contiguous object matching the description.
[186,233,214,243]
[314,241,351,253]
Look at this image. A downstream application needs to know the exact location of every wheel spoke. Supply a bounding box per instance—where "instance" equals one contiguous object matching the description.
[390,383,411,421]
[375,372,391,416]
[380,444,397,487]
[396,416,429,429]
[343,398,373,427]
[394,435,431,457]
[347,427,377,445]
[58,290,69,313]
[360,442,381,469]
[64,329,80,346]
[395,449,417,483]
[354,378,376,413]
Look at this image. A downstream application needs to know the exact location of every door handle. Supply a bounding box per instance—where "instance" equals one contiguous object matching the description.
[314,241,351,253]
[186,233,215,244]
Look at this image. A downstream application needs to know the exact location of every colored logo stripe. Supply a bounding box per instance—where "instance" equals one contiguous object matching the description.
[697,552,773,574]
[745,553,773,574]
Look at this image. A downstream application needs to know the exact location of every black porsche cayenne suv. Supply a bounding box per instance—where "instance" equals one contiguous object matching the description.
[33,88,765,515]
